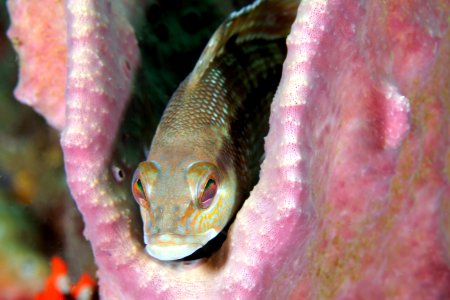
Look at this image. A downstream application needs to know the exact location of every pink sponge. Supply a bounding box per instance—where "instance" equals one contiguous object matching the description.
[7,0,450,298]
[7,0,67,130]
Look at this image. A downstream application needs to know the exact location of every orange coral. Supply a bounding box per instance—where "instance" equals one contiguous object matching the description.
[35,257,96,300]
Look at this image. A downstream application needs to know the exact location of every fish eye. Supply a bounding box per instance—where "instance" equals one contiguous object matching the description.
[131,161,160,210]
[198,178,217,209]
[186,161,220,209]
[132,174,149,209]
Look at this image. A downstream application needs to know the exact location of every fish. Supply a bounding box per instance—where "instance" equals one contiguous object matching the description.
[132,0,300,261]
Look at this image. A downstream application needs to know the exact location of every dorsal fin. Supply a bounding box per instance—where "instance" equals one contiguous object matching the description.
[187,0,300,87]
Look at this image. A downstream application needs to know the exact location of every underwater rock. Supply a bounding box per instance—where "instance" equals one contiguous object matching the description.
[7,0,450,298]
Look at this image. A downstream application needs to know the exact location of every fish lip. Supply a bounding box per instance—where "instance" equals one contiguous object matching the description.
[145,234,203,261]
[145,243,203,261]
[145,231,218,261]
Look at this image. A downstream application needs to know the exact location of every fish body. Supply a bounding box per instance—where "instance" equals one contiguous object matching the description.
[132,0,299,261]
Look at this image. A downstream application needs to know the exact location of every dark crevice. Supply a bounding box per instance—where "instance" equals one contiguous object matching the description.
[181,228,229,261]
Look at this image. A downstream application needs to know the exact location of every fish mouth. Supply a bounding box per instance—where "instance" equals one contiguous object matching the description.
[145,231,218,261]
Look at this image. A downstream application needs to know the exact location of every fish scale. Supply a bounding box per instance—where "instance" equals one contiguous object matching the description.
[132,0,300,261]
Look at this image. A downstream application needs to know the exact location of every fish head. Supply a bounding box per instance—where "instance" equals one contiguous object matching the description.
[131,148,237,261]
